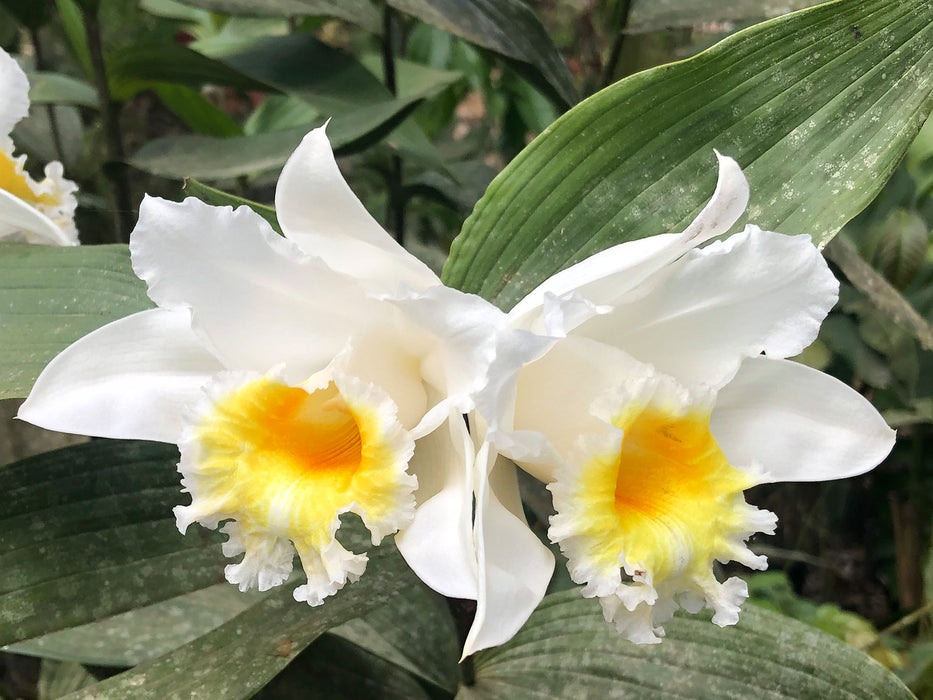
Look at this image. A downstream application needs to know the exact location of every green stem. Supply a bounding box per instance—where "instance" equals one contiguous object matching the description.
[382,2,405,245]
[600,0,634,88]
[84,7,133,242]
[28,27,66,163]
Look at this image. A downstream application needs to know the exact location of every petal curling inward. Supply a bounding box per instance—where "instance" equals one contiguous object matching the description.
[275,126,439,295]
[508,151,748,325]
[548,373,776,644]
[0,49,29,136]
[174,370,416,605]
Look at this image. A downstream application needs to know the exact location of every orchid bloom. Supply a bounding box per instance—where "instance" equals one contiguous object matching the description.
[19,126,502,606]
[0,48,78,246]
[465,152,896,653]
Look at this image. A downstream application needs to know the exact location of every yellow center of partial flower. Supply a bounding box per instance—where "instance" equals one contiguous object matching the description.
[565,402,755,584]
[192,376,406,548]
[0,150,58,207]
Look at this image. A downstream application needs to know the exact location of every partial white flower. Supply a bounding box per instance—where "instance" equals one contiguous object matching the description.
[467,152,896,653]
[0,48,78,246]
[19,125,504,606]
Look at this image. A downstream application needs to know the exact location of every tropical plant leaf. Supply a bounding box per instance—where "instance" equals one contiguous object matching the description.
[0,440,227,647]
[0,244,152,400]
[153,83,243,138]
[8,585,260,666]
[462,590,913,699]
[106,44,272,100]
[182,179,280,232]
[443,0,933,309]
[386,0,577,109]
[169,0,382,35]
[61,543,427,700]
[27,72,98,108]
[627,0,826,33]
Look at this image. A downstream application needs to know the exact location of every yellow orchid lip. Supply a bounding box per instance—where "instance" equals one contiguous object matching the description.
[174,371,417,604]
[549,376,776,643]
[0,149,61,208]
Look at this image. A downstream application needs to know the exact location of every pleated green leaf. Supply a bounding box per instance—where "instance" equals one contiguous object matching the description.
[0,244,152,400]
[386,0,577,109]
[443,0,933,309]
[62,544,430,700]
[462,590,912,699]
[0,440,227,647]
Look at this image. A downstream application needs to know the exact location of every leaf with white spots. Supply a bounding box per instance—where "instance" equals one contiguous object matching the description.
[444,0,933,309]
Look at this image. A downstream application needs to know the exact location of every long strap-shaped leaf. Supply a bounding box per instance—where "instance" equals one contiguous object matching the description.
[443,0,933,309]
[60,544,426,700]
[0,440,226,646]
[0,243,152,399]
[461,590,912,699]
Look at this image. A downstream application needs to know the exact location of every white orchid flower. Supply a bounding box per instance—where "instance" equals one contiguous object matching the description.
[465,152,896,654]
[19,125,503,606]
[0,48,78,246]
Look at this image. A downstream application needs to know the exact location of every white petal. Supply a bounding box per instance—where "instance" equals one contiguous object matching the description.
[388,285,507,401]
[130,195,380,383]
[275,126,439,294]
[0,49,29,136]
[396,409,478,600]
[508,151,748,325]
[510,335,644,483]
[18,308,223,442]
[577,226,839,388]
[0,188,72,245]
[462,445,554,657]
[710,357,895,482]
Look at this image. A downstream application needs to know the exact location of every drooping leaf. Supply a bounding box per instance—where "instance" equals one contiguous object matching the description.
[153,83,243,138]
[106,44,272,101]
[36,660,98,699]
[0,244,152,400]
[443,0,933,309]
[870,208,931,290]
[169,0,382,35]
[0,440,227,647]
[27,72,98,108]
[62,543,427,700]
[386,0,577,109]
[627,0,826,33]
[462,590,913,699]
[9,585,260,666]
[182,179,281,233]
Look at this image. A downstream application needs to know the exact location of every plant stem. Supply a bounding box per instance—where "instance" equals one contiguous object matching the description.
[600,0,634,88]
[83,7,133,242]
[858,601,933,650]
[382,2,405,245]
[28,27,66,163]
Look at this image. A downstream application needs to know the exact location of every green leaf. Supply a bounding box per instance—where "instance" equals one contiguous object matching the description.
[9,585,260,666]
[168,0,382,35]
[443,0,933,309]
[464,590,913,699]
[26,72,98,108]
[36,660,98,699]
[61,544,427,700]
[627,0,826,33]
[330,580,460,693]
[386,0,577,110]
[826,237,933,351]
[0,244,152,400]
[255,634,433,700]
[54,0,93,79]
[0,0,51,29]
[153,83,243,137]
[0,440,227,647]
[106,44,272,101]
[870,208,931,289]
[182,179,281,233]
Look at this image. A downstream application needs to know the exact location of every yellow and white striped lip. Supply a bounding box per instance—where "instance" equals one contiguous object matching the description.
[549,374,776,643]
[174,369,416,605]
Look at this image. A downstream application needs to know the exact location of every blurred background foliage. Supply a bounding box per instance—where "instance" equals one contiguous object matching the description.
[0,0,932,697]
